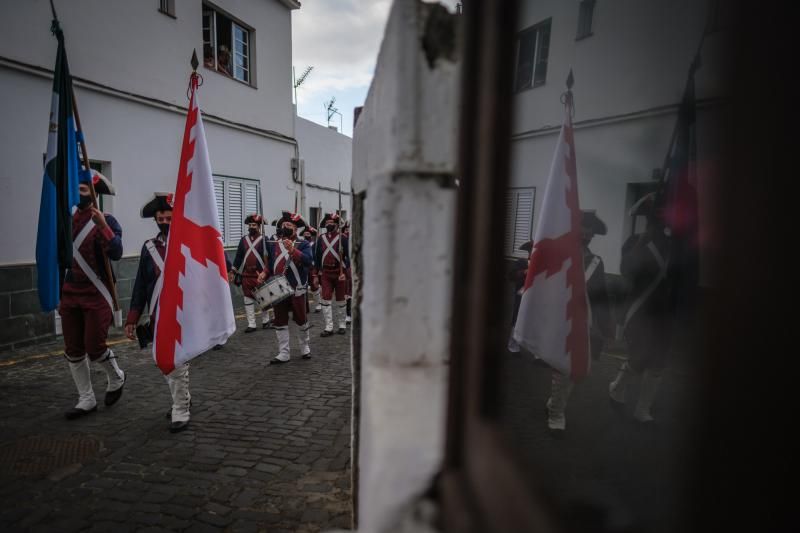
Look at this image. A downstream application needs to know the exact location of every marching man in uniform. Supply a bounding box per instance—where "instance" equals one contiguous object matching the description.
[124,193,192,433]
[60,172,125,419]
[231,214,270,332]
[301,225,322,313]
[609,194,672,424]
[258,211,314,364]
[315,212,350,336]
[546,210,614,432]
[342,220,353,325]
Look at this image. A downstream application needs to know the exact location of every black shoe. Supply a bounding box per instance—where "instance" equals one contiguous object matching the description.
[169,420,189,433]
[269,358,290,365]
[302,353,312,360]
[321,330,334,337]
[65,405,97,420]
[212,344,223,350]
[609,396,626,414]
[245,326,257,333]
[337,327,347,335]
[262,322,271,329]
[104,375,126,406]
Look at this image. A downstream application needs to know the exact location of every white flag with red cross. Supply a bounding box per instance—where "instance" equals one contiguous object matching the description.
[153,71,235,375]
[512,104,590,381]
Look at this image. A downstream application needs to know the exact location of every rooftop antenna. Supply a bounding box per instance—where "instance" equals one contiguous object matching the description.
[324,97,343,131]
[293,65,313,106]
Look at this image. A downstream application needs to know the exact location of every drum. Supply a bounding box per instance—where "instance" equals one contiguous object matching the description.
[253,274,293,310]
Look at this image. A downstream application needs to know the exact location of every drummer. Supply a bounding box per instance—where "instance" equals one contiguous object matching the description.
[257,211,314,364]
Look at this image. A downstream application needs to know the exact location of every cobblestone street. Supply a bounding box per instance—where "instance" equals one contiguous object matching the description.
[0,310,353,533]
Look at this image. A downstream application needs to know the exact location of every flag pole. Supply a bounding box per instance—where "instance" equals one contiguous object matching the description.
[563,68,574,114]
[337,182,344,280]
[657,8,711,183]
[59,9,120,317]
[71,91,121,315]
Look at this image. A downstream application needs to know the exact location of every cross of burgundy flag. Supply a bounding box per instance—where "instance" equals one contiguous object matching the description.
[153,71,235,375]
[512,95,590,381]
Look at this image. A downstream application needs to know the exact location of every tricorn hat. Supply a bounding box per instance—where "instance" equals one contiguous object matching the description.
[320,212,341,228]
[80,169,115,196]
[141,192,175,218]
[274,211,307,229]
[581,210,608,236]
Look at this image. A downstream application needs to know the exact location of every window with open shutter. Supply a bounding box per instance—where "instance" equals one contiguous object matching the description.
[309,207,321,229]
[576,0,596,40]
[514,19,552,92]
[213,176,260,246]
[504,188,535,258]
[214,178,225,241]
[503,192,517,256]
[227,181,243,244]
[244,183,259,221]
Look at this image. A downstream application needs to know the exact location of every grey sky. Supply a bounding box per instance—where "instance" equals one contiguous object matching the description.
[291,0,458,136]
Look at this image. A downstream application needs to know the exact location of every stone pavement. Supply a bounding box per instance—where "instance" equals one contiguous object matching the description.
[0,309,353,533]
[497,347,693,533]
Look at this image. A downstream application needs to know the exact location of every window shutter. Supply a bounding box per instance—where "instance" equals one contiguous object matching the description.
[214,178,225,242]
[244,182,259,219]
[533,22,551,86]
[504,192,517,257]
[512,190,534,256]
[228,181,243,244]
[505,189,535,258]
[577,0,596,39]
[515,30,537,92]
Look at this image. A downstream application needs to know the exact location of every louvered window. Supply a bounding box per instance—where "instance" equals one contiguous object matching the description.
[504,188,536,258]
[228,182,243,244]
[214,179,225,241]
[212,176,261,246]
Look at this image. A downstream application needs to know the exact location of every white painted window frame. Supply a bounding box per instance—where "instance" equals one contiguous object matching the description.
[202,8,217,69]
[514,18,552,92]
[232,22,250,83]
[202,3,254,87]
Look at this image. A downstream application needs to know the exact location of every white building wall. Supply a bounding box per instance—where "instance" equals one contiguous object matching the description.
[514,0,719,133]
[0,0,295,134]
[351,1,460,530]
[0,0,322,264]
[0,67,297,264]
[510,0,724,275]
[295,116,353,223]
